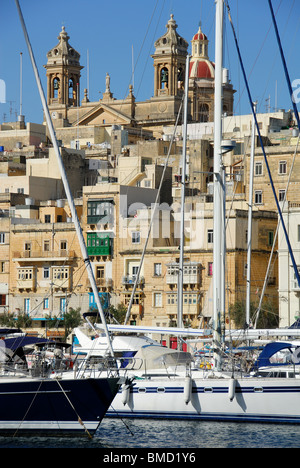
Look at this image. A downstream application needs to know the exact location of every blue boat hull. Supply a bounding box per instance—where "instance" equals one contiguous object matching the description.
[0,376,120,436]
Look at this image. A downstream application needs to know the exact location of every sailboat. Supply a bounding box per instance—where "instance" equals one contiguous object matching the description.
[0,0,122,437]
[71,0,300,424]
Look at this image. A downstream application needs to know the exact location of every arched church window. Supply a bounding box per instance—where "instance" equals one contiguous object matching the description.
[69,79,74,99]
[177,67,184,89]
[160,68,169,89]
[53,78,60,99]
[199,103,209,123]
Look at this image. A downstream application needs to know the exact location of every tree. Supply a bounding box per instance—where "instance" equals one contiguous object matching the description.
[45,307,83,341]
[229,300,279,329]
[0,311,32,329]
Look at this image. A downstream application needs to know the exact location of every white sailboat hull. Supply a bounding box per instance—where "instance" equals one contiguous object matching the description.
[107,376,300,423]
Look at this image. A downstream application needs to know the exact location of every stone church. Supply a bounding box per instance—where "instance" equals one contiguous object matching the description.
[44,15,234,141]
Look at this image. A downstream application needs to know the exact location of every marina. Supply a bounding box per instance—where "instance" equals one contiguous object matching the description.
[0,419,299,448]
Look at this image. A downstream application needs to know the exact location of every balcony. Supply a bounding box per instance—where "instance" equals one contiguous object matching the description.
[85,278,113,289]
[86,233,112,257]
[166,262,201,286]
[17,267,36,290]
[52,266,71,290]
[122,275,145,286]
[166,292,200,316]
[13,250,75,262]
[87,200,114,225]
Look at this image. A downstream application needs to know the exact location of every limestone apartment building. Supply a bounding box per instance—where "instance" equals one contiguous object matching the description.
[1,13,299,335]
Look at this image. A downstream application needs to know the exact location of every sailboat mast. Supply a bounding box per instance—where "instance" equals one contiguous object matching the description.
[14,0,114,357]
[246,102,257,326]
[178,54,190,330]
[213,0,224,371]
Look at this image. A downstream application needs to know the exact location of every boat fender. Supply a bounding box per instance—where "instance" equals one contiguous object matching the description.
[121,383,131,406]
[184,376,192,405]
[229,377,236,402]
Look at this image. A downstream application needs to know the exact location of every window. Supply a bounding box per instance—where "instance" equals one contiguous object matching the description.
[0,294,6,306]
[132,231,141,244]
[53,77,60,99]
[18,268,33,280]
[96,265,105,279]
[44,214,51,223]
[0,262,4,273]
[60,241,67,251]
[24,298,30,313]
[254,190,262,205]
[278,189,286,202]
[153,292,162,307]
[68,79,74,99]
[43,267,50,279]
[60,297,66,313]
[154,263,162,276]
[87,199,114,224]
[43,298,49,310]
[43,240,50,252]
[198,103,209,123]
[268,231,274,247]
[167,293,177,305]
[53,267,69,281]
[124,293,140,305]
[279,160,287,175]
[292,266,300,290]
[255,162,263,176]
[0,233,5,244]
[208,262,213,276]
[207,229,213,244]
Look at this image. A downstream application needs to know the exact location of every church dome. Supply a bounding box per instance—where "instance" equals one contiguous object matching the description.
[189,59,215,79]
[189,24,214,80]
[192,30,208,41]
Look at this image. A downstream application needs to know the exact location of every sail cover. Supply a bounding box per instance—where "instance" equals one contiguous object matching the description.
[131,344,193,371]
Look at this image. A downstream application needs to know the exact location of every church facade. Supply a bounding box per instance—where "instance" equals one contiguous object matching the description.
[44,16,235,141]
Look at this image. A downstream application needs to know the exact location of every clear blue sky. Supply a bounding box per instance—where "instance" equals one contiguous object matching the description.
[1,0,300,125]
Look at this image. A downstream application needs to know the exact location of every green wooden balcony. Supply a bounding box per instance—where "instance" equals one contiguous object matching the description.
[87,233,112,256]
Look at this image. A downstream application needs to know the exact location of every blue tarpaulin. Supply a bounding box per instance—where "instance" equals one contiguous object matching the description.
[3,336,51,351]
[253,342,294,369]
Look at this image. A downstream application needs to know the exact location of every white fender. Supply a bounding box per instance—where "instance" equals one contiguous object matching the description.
[121,383,130,406]
[184,376,192,405]
[229,377,236,401]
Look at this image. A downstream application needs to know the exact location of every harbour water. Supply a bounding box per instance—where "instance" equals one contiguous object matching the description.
[0,418,299,448]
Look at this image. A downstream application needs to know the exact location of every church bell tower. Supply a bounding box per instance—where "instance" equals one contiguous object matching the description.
[152,15,189,98]
[44,27,83,126]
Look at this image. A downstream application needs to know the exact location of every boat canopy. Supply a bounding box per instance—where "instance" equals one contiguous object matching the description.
[3,336,52,351]
[131,344,193,371]
[253,342,295,369]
